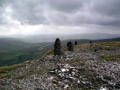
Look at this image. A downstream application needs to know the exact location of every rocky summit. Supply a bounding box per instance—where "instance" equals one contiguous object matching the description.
[1,42,120,90]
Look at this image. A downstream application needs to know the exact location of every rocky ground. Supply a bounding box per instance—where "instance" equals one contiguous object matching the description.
[1,42,120,90]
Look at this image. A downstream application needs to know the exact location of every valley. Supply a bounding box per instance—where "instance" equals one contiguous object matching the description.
[0,38,52,66]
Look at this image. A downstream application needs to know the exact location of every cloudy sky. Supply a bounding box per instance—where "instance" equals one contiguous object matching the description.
[0,0,120,37]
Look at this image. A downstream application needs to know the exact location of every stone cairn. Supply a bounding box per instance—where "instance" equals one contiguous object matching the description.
[54,38,61,55]
[89,41,93,47]
[67,41,74,51]
[75,41,78,45]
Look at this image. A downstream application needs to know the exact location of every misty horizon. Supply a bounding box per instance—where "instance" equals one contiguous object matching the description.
[0,33,120,43]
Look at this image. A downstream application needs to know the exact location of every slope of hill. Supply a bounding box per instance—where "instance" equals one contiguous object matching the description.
[0,41,120,89]
[0,38,53,66]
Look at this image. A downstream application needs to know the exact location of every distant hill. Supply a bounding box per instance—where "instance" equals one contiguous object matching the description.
[0,38,28,50]
[20,33,120,43]
[61,37,120,46]
[94,37,120,42]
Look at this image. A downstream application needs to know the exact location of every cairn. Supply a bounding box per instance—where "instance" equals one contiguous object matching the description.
[67,41,74,51]
[54,38,61,55]
[75,41,78,45]
[89,41,93,47]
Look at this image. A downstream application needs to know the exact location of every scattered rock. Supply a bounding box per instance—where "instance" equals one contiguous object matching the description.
[1,44,120,89]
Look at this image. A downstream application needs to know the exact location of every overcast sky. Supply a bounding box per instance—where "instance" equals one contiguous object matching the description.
[0,0,120,37]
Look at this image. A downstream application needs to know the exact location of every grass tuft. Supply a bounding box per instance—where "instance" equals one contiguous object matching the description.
[101,55,120,61]
[0,64,23,73]
[42,49,54,57]
[15,74,25,79]
[0,73,10,79]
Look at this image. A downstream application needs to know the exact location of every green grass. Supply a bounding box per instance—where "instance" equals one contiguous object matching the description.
[0,64,24,73]
[42,49,54,57]
[101,55,120,61]
[102,42,120,47]
[0,73,10,79]
[15,74,25,79]
[0,62,28,79]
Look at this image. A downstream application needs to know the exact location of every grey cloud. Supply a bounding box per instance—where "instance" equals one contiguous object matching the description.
[0,0,120,28]
[92,0,120,17]
[46,0,85,13]
[44,0,120,27]
[10,0,47,25]
[89,0,120,26]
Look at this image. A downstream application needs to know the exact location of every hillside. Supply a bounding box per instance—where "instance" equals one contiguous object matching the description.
[0,41,120,89]
[0,38,52,66]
